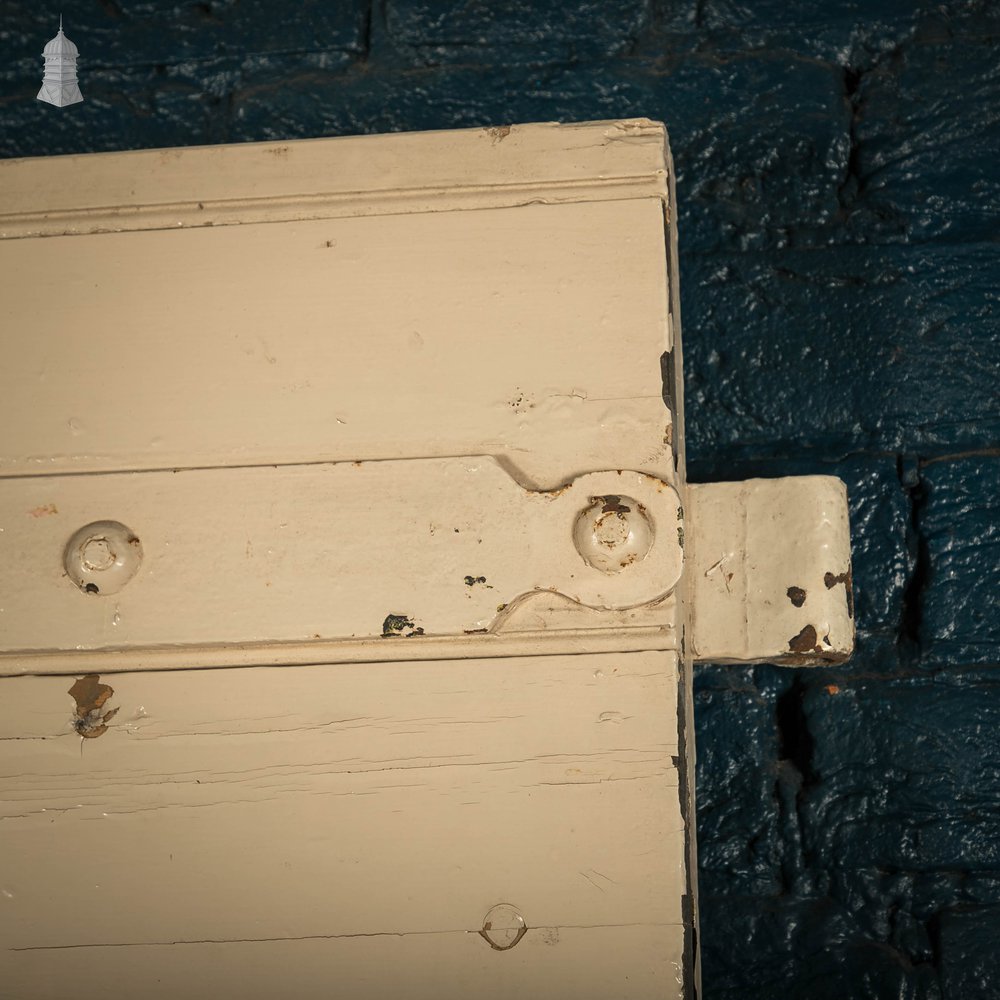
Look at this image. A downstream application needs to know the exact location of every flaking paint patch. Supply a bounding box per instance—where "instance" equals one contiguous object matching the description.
[597,495,631,514]
[824,568,855,618]
[380,613,425,638]
[485,125,511,144]
[787,586,807,607]
[68,674,119,739]
[788,624,821,654]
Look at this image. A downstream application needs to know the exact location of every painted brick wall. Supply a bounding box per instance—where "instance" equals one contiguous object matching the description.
[3,3,999,996]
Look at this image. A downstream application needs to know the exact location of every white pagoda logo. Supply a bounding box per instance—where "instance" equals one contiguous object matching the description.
[37,16,83,108]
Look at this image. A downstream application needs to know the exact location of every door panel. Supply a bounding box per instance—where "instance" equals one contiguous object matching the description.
[0,120,698,998]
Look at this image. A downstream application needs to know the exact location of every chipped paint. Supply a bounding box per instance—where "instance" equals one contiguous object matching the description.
[68,674,118,738]
[380,613,425,638]
[596,495,632,515]
[788,624,821,654]
[485,125,512,144]
[824,568,855,618]
[786,586,807,608]
[688,478,853,665]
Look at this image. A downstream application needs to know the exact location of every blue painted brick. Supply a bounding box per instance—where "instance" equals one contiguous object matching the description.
[694,667,785,898]
[682,245,1000,460]
[800,671,1000,872]
[938,904,1000,999]
[919,456,1000,665]
[2,2,367,77]
[2,63,235,157]
[850,25,1000,246]
[383,0,654,66]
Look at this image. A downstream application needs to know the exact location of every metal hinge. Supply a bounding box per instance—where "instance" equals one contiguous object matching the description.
[0,458,852,673]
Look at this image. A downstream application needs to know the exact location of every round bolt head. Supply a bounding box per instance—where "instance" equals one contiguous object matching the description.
[573,494,654,574]
[64,521,142,596]
[479,903,527,951]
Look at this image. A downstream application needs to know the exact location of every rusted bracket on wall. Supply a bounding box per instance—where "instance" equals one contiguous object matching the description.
[688,477,854,665]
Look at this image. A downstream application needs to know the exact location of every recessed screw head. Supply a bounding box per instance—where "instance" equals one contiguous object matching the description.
[479,903,527,951]
[64,521,142,596]
[573,494,654,574]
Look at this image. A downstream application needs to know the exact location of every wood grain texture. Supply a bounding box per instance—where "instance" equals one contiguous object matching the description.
[0,652,684,999]
[0,199,671,485]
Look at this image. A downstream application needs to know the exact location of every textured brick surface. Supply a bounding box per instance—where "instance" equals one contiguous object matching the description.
[2,2,998,995]
[920,456,1000,664]
[384,0,654,65]
[684,246,1000,457]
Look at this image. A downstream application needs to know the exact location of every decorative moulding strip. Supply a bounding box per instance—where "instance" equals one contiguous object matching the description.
[0,626,677,677]
[0,119,669,239]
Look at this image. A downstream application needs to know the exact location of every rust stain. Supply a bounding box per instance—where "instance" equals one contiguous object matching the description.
[485,125,511,144]
[28,504,58,518]
[788,624,821,654]
[597,495,631,515]
[825,684,841,696]
[68,674,119,739]
[824,567,855,618]
[786,586,807,608]
[776,647,850,666]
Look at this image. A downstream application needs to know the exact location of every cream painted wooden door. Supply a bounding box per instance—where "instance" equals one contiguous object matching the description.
[0,120,853,998]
